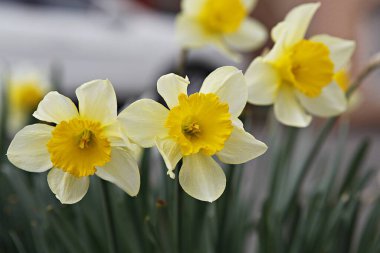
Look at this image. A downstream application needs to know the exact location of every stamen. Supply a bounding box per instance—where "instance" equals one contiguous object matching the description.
[79,129,92,149]
[183,122,201,137]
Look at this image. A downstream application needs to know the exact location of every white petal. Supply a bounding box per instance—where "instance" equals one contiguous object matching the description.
[224,18,267,51]
[33,91,78,124]
[47,168,89,204]
[119,99,169,148]
[232,118,244,129]
[217,126,267,164]
[155,138,182,179]
[181,0,205,15]
[245,57,280,105]
[200,66,247,117]
[274,85,312,127]
[265,33,287,62]
[179,154,226,202]
[175,15,241,61]
[76,79,117,125]
[297,82,347,117]
[157,74,189,108]
[176,14,213,49]
[103,119,136,150]
[271,3,320,47]
[104,119,142,160]
[7,124,53,173]
[311,34,356,71]
[96,147,140,196]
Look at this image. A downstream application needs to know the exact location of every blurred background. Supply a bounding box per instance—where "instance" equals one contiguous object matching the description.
[1,0,380,252]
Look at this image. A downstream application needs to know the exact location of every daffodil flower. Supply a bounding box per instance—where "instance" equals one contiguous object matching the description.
[7,80,140,204]
[245,3,356,127]
[119,67,267,202]
[7,70,49,134]
[176,0,267,61]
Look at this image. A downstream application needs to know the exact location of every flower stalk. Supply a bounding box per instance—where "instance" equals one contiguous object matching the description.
[100,179,118,253]
[177,49,189,77]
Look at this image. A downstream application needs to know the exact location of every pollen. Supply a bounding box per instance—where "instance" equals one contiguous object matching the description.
[47,118,111,177]
[273,40,334,97]
[198,0,247,34]
[165,93,233,156]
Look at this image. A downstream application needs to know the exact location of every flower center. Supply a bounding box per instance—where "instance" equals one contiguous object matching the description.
[182,120,201,137]
[165,93,233,156]
[198,0,246,34]
[10,82,44,111]
[47,118,111,177]
[273,40,334,97]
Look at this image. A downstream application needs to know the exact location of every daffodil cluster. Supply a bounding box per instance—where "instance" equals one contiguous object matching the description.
[7,74,267,203]
[6,1,356,204]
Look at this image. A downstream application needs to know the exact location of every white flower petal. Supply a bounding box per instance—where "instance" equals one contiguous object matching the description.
[96,147,140,196]
[103,120,142,161]
[271,3,320,47]
[176,14,213,49]
[297,82,347,117]
[102,119,134,149]
[200,66,247,117]
[265,33,287,62]
[179,153,226,202]
[47,168,89,204]
[157,74,189,108]
[245,57,280,105]
[311,34,356,71]
[33,91,78,124]
[7,124,53,173]
[217,126,267,164]
[176,14,242,61]
[155,138,182,179]
[182,0,205,15]
[76,79,117,125]
[119,99,169,148]
[232,118,244,129]
[274,85,312,127]
[224,18,267,51]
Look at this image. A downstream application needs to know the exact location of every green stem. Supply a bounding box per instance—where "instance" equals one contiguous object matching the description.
[347,52,380,98]
[215,165,236,253]
[0,76,7,166]
[177,180,182,253]
[100,180,118,253]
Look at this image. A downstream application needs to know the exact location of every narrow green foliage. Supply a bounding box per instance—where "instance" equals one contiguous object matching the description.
[0,110,378,253]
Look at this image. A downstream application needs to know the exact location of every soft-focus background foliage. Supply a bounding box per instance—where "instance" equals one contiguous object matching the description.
[1,0,380,252]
